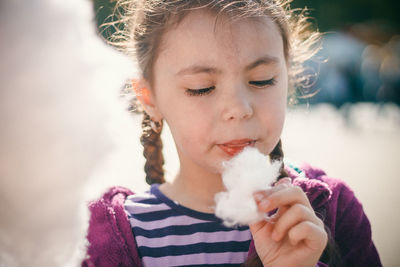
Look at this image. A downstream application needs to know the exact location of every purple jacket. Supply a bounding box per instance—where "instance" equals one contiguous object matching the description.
[82,163,382,266]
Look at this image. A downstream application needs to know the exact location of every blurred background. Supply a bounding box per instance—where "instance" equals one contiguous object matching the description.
[94,0,400,106]
[291,0,400,107]
[0,0,398,266]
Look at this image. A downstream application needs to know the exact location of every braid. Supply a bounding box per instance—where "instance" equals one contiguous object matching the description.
[140,112,165,185]
[269,139,289,180]
[240,139,288,267]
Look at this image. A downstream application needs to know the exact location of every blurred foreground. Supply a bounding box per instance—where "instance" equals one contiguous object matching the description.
[0,0,133,266]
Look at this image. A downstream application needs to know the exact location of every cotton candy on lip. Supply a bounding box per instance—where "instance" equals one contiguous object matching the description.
[215,146,282,227]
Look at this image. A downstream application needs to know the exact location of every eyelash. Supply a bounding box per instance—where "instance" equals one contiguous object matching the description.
[249,78,276,88]
[185,78,276,96]
[185,86,215,96]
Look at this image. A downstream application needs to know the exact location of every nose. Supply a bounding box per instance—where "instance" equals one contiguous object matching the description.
[221,86,253,121]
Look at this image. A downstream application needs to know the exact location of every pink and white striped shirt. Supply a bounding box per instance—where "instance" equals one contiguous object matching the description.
[124,184,252,267]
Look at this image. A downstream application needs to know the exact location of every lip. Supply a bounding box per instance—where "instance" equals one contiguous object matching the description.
[218,139,256,156]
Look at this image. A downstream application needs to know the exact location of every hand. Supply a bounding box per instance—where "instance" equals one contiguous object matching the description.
[249,178,327,267]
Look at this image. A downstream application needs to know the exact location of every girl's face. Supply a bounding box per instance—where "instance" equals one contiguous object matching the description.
[148,10,288,174]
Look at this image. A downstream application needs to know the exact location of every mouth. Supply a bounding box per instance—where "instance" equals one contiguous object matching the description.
[217,139,256,156]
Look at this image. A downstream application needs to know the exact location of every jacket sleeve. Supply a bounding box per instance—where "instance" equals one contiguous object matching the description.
[82,187,142,267]
[325,179,382,267]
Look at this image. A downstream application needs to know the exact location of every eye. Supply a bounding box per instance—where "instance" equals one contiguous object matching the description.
[185,86,215,96]
[249,78,276,88]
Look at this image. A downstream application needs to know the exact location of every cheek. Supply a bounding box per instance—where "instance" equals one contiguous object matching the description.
[259,87,287,119]
[272,77,288,120]
[163,103,212,149]
[272,96,287,135]
[257,86,287,146]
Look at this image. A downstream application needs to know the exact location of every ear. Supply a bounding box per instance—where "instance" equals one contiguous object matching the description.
[131,78,163,121]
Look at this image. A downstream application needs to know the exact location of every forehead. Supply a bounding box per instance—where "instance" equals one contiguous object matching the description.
[154,10,285,77]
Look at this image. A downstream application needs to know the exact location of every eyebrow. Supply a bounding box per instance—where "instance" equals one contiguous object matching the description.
[245,55,280,71]
[175,55,280,76]
[175,65,220,76]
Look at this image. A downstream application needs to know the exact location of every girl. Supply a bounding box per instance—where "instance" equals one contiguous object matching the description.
[83,0,381,266]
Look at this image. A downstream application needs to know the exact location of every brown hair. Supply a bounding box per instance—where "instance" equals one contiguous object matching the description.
[105,0,338,265]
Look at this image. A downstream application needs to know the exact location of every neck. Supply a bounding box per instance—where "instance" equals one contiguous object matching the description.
[160,161,225,214]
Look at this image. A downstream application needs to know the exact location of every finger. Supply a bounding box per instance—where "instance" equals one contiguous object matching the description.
[269,178,296,220]
[253,178,293,204]
[271,203,321,241]
[288,221,328,251]
[263,204,289,225]
[249,219,274,235]
[265,185,312,212]
[273,204,289,219]
[274,177,292,186]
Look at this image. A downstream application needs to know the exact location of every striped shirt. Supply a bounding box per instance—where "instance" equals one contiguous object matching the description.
[124,184,252,267]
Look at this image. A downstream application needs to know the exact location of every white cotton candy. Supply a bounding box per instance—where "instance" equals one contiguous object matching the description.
[0,0,137,266]
[215,147,281,227]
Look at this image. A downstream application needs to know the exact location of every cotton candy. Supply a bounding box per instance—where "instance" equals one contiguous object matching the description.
[215,147,281,227]
[0,0,135,266]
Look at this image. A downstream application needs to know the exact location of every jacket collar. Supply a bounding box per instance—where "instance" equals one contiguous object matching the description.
[284,161,332,209]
